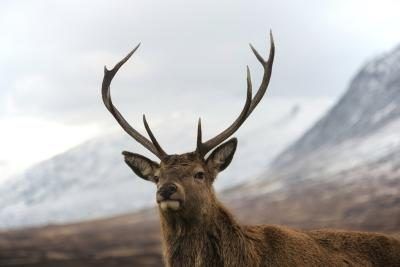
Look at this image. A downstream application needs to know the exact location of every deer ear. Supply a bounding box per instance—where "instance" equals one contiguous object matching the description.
[122,151,160,183]
[206,138,237,173]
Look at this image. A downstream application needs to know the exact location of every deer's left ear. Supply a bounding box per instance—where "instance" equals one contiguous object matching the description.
[206,138,237,173]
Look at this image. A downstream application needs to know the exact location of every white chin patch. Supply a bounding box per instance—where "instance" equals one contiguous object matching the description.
[160,200,180,211]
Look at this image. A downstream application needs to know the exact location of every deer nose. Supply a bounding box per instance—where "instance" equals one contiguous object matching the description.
[157,183,177,200]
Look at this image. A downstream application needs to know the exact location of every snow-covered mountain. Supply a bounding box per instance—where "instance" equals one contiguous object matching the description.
[0,97,330,229]
[271,45,400,177]
[229,45,400,229]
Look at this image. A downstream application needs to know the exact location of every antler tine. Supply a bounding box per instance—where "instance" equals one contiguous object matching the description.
[247,30,275,116]
[197,32,275,156]
[102,44,167,159]
[196,118,202,153]
[143,115,167,158]
[197,64,253,156]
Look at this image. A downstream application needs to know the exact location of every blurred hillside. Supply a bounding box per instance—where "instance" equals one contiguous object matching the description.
[1,46,400,266]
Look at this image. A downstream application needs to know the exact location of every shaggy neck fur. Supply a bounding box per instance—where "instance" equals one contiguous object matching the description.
[159,200,264,267]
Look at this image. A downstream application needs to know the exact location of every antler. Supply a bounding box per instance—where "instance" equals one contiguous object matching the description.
[196,31,275,156]
[102,43,168,159]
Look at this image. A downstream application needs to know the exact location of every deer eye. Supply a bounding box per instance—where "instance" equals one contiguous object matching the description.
[153,176,159,183]
[194,171,205,180]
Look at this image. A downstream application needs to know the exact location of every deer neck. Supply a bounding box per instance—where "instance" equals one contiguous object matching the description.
[159,200,256,267]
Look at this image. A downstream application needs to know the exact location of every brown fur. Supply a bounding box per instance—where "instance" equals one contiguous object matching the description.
[123,143,400,266]
[159,192,400,267]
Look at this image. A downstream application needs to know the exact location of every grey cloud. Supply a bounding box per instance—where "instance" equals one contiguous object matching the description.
[1,0,399,124]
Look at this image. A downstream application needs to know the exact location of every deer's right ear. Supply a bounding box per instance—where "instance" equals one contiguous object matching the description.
[122,151,160,183]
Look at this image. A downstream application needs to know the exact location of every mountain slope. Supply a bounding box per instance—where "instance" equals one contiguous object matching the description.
[273,45,400,172]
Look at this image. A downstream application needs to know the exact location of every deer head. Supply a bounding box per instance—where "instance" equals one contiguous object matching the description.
[102,33,274,220]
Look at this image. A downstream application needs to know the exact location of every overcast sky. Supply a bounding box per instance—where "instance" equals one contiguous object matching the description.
[1,0,400,179]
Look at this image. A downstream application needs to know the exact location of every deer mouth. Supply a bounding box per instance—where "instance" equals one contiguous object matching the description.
[159,200,181,211]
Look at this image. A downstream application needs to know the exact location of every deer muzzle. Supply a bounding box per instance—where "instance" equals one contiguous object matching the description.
[157,183,181,211]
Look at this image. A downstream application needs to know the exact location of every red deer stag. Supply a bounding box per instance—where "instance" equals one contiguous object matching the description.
[102,33,400,266]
